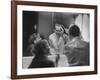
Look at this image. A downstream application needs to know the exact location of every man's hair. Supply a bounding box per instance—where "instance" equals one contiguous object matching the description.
[33,40,48,56]
[69,25,80,37]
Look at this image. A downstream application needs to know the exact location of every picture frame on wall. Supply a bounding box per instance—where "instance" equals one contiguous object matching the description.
[11,1,97,79]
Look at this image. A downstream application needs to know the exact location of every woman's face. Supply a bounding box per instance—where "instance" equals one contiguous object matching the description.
[36,35,41,41]
[34,34,41,43]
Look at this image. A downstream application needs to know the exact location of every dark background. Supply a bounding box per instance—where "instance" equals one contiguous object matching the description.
[23,11,38,56]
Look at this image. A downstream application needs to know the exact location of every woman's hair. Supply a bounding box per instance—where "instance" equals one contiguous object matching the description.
[40,34,45,40]
[69,25,80,37]
[33,40,49,56]
[28,33,37,44]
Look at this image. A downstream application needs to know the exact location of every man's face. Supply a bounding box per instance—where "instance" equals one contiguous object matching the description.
[55,24,63,36]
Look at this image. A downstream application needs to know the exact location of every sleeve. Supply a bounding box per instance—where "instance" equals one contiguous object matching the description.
[49,36,55,49]
[45,60,55,67]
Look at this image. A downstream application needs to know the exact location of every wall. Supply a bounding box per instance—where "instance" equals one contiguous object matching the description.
[38,12,75,39]
[0,0,100,80]
[38,12,53,39]
[75,14,90,42]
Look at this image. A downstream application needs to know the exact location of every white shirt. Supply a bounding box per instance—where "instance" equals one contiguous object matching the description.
[49,33,64,55]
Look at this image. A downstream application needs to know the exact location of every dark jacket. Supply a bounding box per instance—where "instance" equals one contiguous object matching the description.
[28,56,55,68]
[64,37,89,66]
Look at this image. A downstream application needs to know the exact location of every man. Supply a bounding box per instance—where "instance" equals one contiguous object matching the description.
[64,24,89,66]
[28,40,55,68]
[49,24,68,66]
[49,24,65,55]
